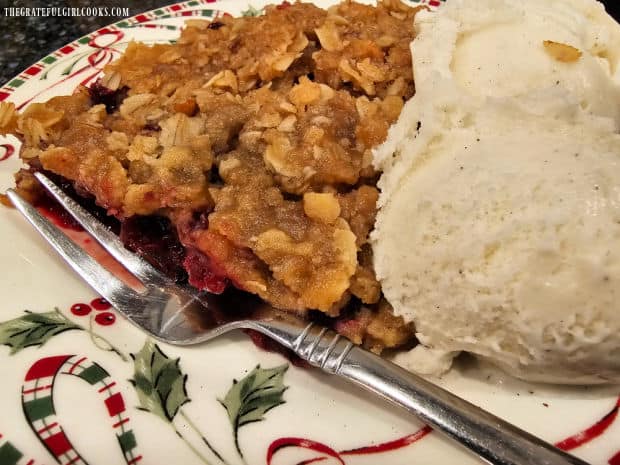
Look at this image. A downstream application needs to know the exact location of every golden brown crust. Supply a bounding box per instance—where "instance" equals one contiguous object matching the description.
[335,299,415,353]
[10,0,423,349]
[0,102,19,135]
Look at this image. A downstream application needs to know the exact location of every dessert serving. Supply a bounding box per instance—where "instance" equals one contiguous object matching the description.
[0,0,422,354]
[3,0,620,387]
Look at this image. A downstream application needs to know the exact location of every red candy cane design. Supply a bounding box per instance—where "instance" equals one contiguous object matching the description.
[21,355,141,465]
[609,450,620,465]
[79,30,125,88]
[266,425,432,465]
[269,392,620,465]
[554,394,620,465]
[556,396,620,452]
[0,143,14,162]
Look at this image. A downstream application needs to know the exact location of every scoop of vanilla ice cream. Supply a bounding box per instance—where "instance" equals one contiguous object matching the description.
[374,96,620,384]
[372,0,620,384]
[412,0,620,128]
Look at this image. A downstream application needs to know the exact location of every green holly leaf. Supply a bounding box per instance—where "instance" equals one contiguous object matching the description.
[0,309,82,354]
[219,364,288,456]
[130,340,190,422]
[241,5,262,17]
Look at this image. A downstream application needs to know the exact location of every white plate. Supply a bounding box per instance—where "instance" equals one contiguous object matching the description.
[0,1,618,464]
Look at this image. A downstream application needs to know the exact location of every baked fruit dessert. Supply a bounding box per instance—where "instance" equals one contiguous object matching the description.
[0,0,423,353]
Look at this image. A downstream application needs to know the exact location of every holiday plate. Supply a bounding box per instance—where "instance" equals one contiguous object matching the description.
[0,1,619,464]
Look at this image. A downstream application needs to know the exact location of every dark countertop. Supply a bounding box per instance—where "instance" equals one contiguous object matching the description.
[0,0,173,85]
[1,0,619,86]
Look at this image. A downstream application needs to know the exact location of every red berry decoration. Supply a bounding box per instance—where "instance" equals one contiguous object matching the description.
[90,297,112,311]
[70,303,92,316]
[95,312,116,326]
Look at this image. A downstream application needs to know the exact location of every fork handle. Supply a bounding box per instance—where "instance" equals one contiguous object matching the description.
[254,320,590,465]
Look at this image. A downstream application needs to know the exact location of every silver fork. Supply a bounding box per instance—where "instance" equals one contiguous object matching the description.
[7,172,589,465]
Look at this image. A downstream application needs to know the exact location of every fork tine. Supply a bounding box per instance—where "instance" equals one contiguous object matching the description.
[7,189,144,312]
[34,172,167,286]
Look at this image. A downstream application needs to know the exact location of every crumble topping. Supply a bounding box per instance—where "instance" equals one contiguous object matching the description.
[2,0,421,352]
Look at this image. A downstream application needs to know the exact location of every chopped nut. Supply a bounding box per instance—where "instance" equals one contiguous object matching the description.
[289,31,309,53]
[313,145,326,160]
[302,166,317,179]
[119,93,157,118]
[273,53,299,72]
[20,119,47,146]
[303,192,341,224]
[289,76,322,107]
[376,35,396,48]
[190,134,211,153]
[332,221,358,276]
[21,103,64,128]
[146,108,166,121]
[159,49,183,64]
[219,157,241,177]
[174,98,198,116]
[356,58,387,82]
[100,71,121,91]
[339,59,375,95]
[304,126,325,144]
[184,19,209,30]
[543,40,582,63]
[240,79,258,93]
[106,131,130,152]
[127,135,159,161]
[355,96,378,119]
[239,130,263,146]
[0,102,18,133]
[244,280,268,293]
[318,83,335,102]
[263,132,298,177]
[279,101,297,113]
[327,13,348,25]
[159,113,204,148]
[203,70,239,93]
[87,104,107,124]
[310,115,331,126]
[277,114,297,132]
[315,22,344,52]
[256,229,314,257]
[256,112,282,128]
